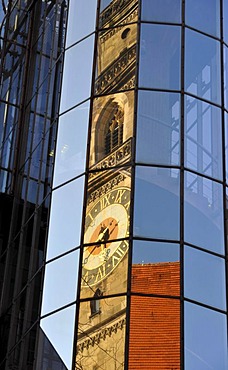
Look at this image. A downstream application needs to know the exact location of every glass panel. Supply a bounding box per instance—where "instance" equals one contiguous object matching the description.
[186,0,220,37]
[37,305,76,369]
[184,245,226,310]
[60,35,95,113]
[66,0,97,47]
[89,91,134,167]
[184,172,224,254]
[136,90,180,166]
[46,176,85,260]
[139,24,181,90]
[185,29,221,104]
[141,0,181,23]
[224,0,228,44]
[224,46,228,110]
[53,102,89,187]
[95,25,137,95]
[185,302,228,370]
[81,240,128,297]
[75,296,126,369]
[185,95,222,180]
[99,0,138,28]
[226,113,228,183]
[41,250,79,315]
[132,240,180,295]
[134,166,180,240]
[129,296,180,369]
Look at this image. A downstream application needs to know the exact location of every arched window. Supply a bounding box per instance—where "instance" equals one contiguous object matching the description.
[90,288,102,316]
[104,105,124,155]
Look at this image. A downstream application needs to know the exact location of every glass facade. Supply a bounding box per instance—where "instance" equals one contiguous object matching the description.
[1,0,228,369]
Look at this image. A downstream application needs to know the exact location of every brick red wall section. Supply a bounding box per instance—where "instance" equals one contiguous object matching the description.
[129,262,180,370]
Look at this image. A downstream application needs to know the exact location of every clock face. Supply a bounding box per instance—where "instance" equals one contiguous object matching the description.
[82,187,130,287]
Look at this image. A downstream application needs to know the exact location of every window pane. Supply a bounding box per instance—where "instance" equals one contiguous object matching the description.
[185,29,221,105]
[81,240,129,297]
[41,250,79,316]
[186,0,220,37]
[60,36,94,113]
[223,0,228,44]
[99,0,138,27]
[46,176,85,260]
[184,246,226,310]
[139,24,181,90]
[37,305,76,369]
[66,0,97,47]
[76,297,126,368]
[185,96,222,180]
[184,172,224,254]
[134,166,180,240]
[132,240,180,295]
[141,0,181,23]
[53,102,89,187]
[129,297,180,369]
[89,91,134,167]
[95,25,137,95]
[224,46,228,110]
[185,302,228,370]
[226,113,228,183]
[136,90,180,166]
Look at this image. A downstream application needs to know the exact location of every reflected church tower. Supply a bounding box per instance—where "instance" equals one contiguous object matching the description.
[75,1,180,369]
[76,1,137,369]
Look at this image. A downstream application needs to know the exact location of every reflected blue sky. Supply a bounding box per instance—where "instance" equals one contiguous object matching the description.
[41,305,76,369]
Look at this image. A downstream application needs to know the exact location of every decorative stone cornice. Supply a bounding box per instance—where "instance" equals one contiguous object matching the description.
[90,137,131,172]
[99,0,137,28]
[88,173,125,204]
[95,45,136,95]
[77,317,126,353]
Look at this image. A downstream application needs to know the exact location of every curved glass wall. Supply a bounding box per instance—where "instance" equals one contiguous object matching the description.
[37,1,228,369]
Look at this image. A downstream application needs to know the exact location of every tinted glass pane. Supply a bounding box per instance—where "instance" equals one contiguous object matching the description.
[81,240,128,297]
[225,46,228,110]
[66,0,97,47]
[38,305,76,369]
[136,90,180,166]
[89,91,134,167]
[186,0,220,37]
[223,0,228,44]
[185,302,228,370]
[184,172,224,254]
[185,29,221,104]
[76,297,126,368]
[139,24,181,90]
[46,176,85,260]
[134,166,180,240]
[99,0,138,27]
[185,96,222,180]
[95,24,137,95]
[141,0,181,23]
[132,240,180,295]
[184,246,226,310]
[41,250,79,315]
[129,297,180,369]
[226,113,228,183]
[60,36,94,113]
[53,102,89,187]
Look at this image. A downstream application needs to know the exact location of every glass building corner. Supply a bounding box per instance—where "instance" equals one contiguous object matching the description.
[1,0,228,369]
